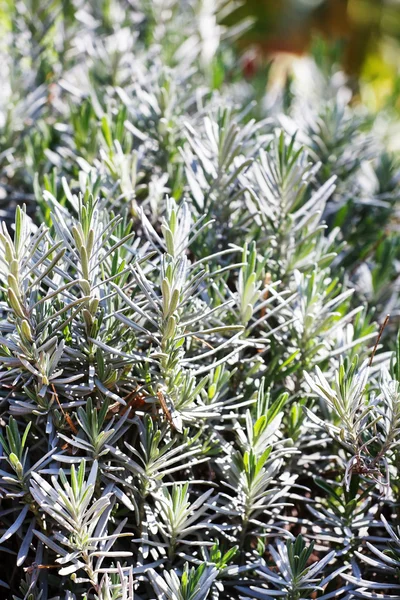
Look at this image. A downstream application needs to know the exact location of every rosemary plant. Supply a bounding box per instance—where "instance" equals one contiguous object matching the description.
[1,1,400,599]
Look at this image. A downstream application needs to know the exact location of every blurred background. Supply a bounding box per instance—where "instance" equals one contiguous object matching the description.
[1,0,400,112]
[223,0,400,112]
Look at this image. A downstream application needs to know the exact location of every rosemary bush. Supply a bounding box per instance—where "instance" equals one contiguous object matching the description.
[1,1,400,599]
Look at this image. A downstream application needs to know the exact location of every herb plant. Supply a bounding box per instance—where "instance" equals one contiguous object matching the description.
[1,1,400,599]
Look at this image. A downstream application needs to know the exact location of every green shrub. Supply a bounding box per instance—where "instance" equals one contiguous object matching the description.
[1,1,400,599]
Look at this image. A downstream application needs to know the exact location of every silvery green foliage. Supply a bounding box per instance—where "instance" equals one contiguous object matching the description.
[345,516,400,599]
[304,357,400,492]
[1,1,400,599]
[30,460,133,582]
[237,535,348,599]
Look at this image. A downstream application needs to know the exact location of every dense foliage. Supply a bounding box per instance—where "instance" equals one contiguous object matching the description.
[1,1,400,599]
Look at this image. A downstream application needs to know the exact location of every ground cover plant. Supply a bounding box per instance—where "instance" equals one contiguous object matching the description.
[1,1,400,599]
